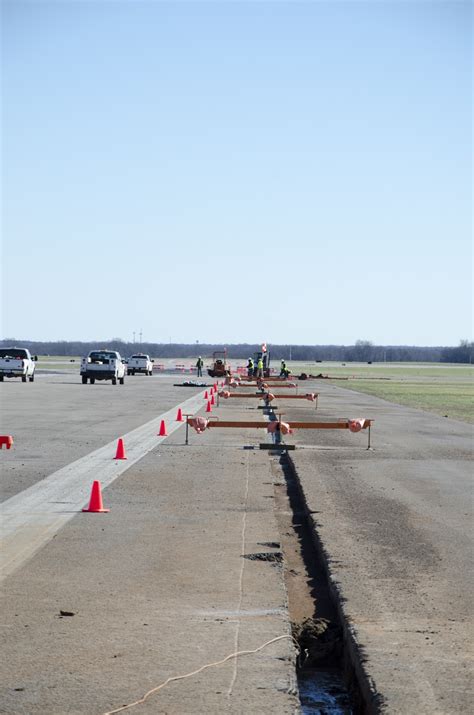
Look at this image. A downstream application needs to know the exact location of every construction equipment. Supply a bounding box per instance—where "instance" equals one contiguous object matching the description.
[207,349,231,378]
[253,346,271,377]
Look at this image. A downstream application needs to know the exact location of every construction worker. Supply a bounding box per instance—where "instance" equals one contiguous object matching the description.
[196,356,203,377]
[247,357,254,378]
[257,357,264,378]
[280,359,287,377]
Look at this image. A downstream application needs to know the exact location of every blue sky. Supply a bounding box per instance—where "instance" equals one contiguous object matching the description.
[2,0,471,345]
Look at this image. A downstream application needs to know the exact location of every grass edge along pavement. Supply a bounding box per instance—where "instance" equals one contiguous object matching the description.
[328,377,474,424]
[286,361,473,424]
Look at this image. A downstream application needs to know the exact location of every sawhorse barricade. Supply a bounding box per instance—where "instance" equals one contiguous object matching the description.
[184,417,373,449]
[229,382,298,390]
[217,391,318,409]
[231,376,292,383]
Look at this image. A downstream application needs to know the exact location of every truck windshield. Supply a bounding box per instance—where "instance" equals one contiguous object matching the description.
[89,352,117,361]
[131,355,148,359]
[0,349,28,359]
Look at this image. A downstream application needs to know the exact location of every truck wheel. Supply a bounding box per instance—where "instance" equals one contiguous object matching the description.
[22,375,27,383]
[119,377,125,385]
[90,378,95,384]
[82,375,87,384]
[29,374,35,382]
[127,371,131,376]
[112,377,117,385]
[0,376,3,382]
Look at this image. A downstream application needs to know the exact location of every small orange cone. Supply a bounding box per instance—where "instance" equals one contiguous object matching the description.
[214,383,218,391]
[82,481,109,513]
[158,419,168,436]
[206,400,212,413]
[114,438,127,460]
[204,390,209,399]
[210,393,215,405]
[176,408,183,422]
[0,435,13,450]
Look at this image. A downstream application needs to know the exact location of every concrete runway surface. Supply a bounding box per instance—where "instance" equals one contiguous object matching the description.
[0,372,472,713]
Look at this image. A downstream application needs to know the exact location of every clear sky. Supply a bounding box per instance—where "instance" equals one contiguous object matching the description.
[2,0,472,346]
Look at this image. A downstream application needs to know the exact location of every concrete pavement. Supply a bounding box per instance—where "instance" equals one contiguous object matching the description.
[0,373,212,501]
[0,379,298,714]
[1,371,472,713]
[282,380,473,713]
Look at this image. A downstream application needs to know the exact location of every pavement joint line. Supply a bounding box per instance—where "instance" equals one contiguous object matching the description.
[227,452,250,697]
[0,390,208,582]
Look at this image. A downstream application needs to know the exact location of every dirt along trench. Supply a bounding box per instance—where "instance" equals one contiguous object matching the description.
[270,451,365,714]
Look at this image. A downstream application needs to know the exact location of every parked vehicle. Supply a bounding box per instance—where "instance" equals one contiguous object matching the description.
[127,353,153,375]
[80,350,126,385]
[0,347,36,382]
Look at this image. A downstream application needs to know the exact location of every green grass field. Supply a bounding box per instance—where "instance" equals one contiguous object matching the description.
[286,361,473,423]
[333,379,473,423]
[36,356,81,369]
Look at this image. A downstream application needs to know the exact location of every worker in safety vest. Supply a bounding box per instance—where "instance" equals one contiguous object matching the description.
[247,357,254,378]
[257,357,264,378]
[196,356,203,377]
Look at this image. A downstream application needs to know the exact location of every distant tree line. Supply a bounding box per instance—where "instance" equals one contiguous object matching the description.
[1,338,472,364]
[439,340,473,364]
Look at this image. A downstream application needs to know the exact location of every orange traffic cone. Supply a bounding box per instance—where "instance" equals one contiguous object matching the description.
[214,383,218,391]
[114,438,127,460]
[0,435,13,449]
[158,419,168,436]
[82,481,109,513]
[176,408,183,422]
[206,400,212,413]
[204,390,209,399]
[210,393,215,405]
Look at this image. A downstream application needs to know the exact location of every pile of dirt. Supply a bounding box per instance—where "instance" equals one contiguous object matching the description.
[292,617,342,668]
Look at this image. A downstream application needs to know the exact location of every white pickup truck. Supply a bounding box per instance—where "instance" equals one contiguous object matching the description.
[80,350,126,385]
[126,353,154,376]
[0,347,36,382]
